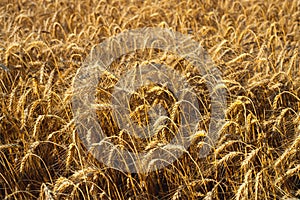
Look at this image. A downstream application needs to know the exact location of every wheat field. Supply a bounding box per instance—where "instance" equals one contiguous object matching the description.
[0,0,299,199]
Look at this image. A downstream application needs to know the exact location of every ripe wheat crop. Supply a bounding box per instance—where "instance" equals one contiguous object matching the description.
[0,0,299,199]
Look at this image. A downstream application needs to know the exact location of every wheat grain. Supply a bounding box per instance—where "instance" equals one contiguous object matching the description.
[0,0,299,199]
[241,147,261,171]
